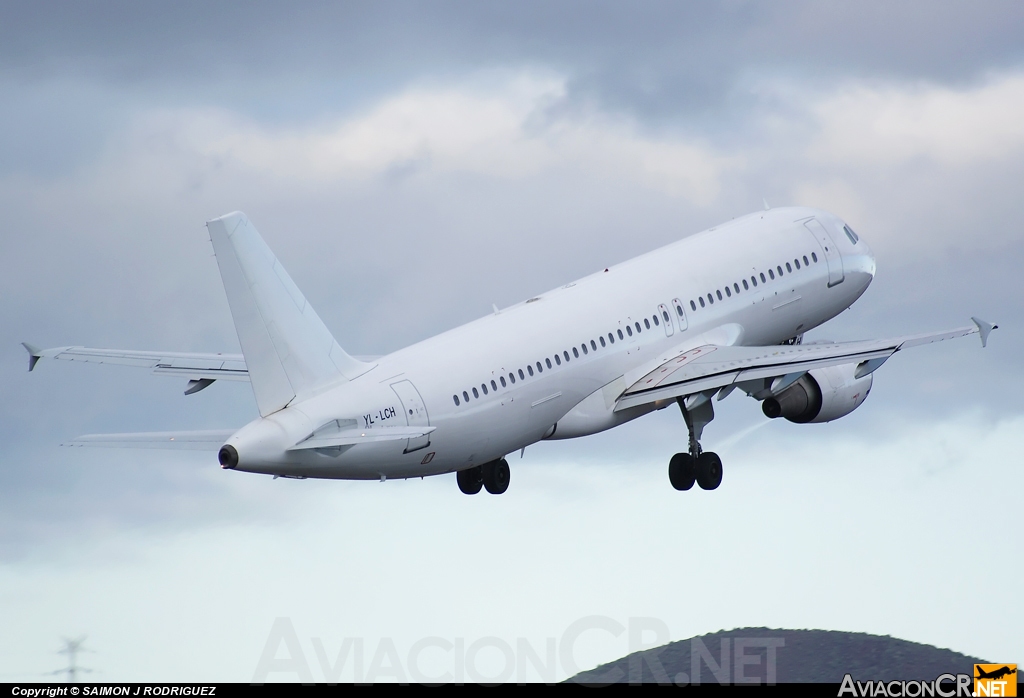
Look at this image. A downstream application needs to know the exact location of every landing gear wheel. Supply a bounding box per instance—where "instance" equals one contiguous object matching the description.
[696,452,723,490]
[457,466,483,495]
[668,453,696,491]
[482,458,510,495]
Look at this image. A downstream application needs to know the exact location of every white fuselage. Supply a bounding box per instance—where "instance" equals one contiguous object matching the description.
[224,206,875,479]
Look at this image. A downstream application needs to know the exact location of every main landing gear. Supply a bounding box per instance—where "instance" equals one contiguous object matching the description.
[669,395,723,491]
[457,458,510,495]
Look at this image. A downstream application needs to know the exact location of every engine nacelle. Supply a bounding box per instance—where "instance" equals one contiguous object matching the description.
[762,364,872,424]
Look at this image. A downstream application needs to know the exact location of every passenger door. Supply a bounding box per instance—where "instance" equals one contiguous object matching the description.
[671,298,688,331]
[390,379,431,452]
[804,219,844,287]
[658,303,674,337]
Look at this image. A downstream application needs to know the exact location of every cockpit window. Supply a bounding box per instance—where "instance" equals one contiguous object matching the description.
[843,225,859,244]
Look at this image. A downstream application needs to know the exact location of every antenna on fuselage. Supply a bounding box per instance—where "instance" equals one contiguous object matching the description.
[763,198,771,211]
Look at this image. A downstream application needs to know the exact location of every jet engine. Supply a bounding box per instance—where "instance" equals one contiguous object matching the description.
[761,364,872,424]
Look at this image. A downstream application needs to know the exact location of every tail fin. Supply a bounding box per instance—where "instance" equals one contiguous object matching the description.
[207,212,373,416]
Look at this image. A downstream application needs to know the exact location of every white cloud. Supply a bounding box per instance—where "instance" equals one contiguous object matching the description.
[807,73,1024,167]
[106,72,741,205]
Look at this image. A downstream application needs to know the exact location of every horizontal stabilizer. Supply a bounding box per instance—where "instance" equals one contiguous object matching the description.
[291,425,436,450]
[21,345,249,381]
[64,430,236,450]
[615,322,982,411]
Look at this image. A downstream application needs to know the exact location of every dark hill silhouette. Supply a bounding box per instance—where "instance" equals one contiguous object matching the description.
[569,627,990,684]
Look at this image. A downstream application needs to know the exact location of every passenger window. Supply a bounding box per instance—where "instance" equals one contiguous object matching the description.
[453,394,460,406]
[546,358,552,368]
[760,273,766,283]
[768,269,775,280]
[708,293,714,305]
[509,373,516,384]
[794,259,800,269]
[652,315,659,326]
[635,322,641,333]
[573,347,580,358]
[564,350,571,361]
[725,287,731,297]
[518,369,525,379]
[537,361,543,373]
[742,279,749,290]
[608,332,615,344]
[699,297,705,308]
[590,340,597,350]
[481,384,488,395]
[777,266,783,276]
[527,365,534,376]
[500,376,507,387]
[716,290,723,300]
[599,336,606,347]
[803,255,809,265]
[786,262,792,273]
[734,283,740,293]
[491,380,497,391]
[554,355,561,365]
[581,344,587,355]
[463,391,470,402]
[625,326,632,337]
[812,252,818,262]
[690,300,697,310]
[617,329,624,339]
[472,387,479,398]
[644,318,651,329]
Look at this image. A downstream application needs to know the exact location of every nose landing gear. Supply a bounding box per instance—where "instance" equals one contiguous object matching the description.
[669,395,723,491]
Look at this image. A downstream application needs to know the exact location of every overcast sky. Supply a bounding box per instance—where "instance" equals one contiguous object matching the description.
[1,2,1022,683]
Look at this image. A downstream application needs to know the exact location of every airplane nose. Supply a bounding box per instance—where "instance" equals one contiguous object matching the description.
[863,237,877,277]
[863,243,877,278]
[842,225,876,290]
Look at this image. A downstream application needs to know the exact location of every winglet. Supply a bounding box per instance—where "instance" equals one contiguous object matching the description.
[971,317,998,348]
[22,342,42,371]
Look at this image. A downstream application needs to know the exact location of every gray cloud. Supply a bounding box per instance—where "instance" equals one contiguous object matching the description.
[4,2,1024,114]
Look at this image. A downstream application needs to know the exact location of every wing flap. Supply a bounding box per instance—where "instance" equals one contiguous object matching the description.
[65,430,235,450]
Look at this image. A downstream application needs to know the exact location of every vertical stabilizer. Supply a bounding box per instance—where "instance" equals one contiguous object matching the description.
[207,212,373,416]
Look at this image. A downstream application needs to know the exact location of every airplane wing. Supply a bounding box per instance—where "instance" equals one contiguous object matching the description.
[614,318,995,412]
[65,430,237,450]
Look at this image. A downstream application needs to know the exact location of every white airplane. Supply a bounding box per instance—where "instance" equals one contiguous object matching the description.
[25,207,996,494]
